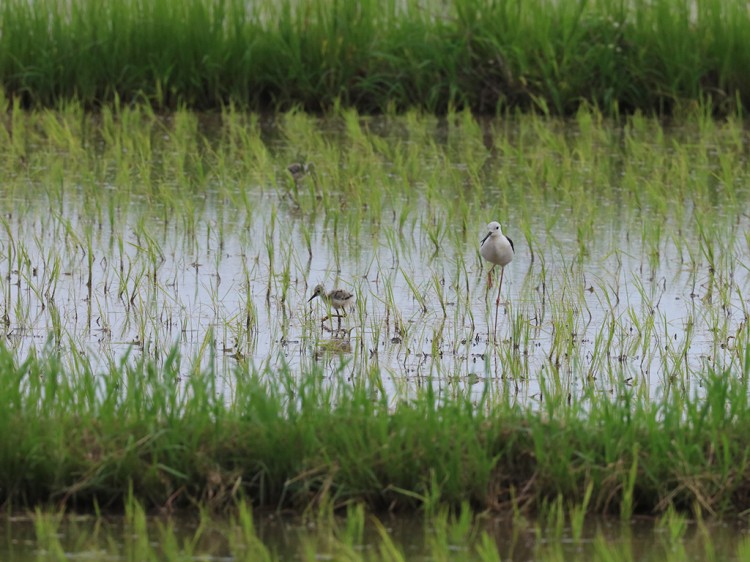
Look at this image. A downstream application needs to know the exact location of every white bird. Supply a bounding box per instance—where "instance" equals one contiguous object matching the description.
[308,284,355,332]
[480,221,514,336]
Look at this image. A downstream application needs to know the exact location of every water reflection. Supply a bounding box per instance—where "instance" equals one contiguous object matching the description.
[0,511,747,562]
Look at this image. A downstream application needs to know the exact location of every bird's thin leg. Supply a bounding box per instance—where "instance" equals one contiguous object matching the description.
[493,267,505,339]
[337,313,342,332]
[496,267,505,306]
[487,266,495,290]
[493,299,499,340]
[320,315,331,332]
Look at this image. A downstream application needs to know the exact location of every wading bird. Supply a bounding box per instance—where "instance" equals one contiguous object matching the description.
[287,162,317,183]
[480,221,514,337]
[308,284,355,332]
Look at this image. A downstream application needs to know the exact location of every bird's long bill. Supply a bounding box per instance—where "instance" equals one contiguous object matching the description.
[307,294,317,303]
[480,231,491,245]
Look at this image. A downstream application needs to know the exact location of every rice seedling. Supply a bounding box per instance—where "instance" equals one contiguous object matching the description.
[569,481,594,542]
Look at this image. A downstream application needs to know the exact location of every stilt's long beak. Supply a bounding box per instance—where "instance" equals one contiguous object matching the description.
[308,295,317,303]
[480,231,491,245]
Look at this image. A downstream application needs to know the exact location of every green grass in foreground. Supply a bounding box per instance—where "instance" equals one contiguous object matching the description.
[1,0,749,115]
[2,342,750,518]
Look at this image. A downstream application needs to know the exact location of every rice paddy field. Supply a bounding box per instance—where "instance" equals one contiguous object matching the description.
[1,104,747,397]
[4,0,750,559]
[0,101,749,558]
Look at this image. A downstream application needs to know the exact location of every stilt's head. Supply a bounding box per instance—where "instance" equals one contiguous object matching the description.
[487,221,502,235]
[481,221,502,244]
[308,284,325,302]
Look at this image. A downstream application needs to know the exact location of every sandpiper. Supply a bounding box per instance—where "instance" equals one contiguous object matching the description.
[308,284,355,331]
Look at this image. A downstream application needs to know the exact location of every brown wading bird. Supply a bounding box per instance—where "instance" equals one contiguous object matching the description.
[287,162,315,182]
[480,221,514,338]
[308,284,355,331]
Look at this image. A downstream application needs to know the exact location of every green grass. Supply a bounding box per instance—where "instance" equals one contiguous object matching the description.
[1,0,750,115]
[1,343,750,518]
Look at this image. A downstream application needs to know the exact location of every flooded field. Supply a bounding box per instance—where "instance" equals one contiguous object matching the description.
[1,108,750,557]
[0,108,747,403]
[3,506,750,562]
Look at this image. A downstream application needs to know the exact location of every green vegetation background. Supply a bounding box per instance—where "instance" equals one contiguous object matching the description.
[2,0,749,115]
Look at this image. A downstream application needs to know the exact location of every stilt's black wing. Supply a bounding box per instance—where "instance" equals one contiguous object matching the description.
[506,236,514,253]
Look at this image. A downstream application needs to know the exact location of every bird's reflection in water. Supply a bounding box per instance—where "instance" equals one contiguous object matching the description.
[315,337,352,359]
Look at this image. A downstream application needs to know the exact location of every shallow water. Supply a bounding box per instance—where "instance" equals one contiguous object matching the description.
[1,511,748,561]
[0,113,748,405]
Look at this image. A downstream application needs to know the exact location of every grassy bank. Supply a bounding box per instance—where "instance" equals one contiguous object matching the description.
[2,343,750,518]
[1,0,749,115]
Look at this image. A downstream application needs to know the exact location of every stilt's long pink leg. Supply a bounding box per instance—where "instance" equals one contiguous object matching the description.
[493,267,505,339]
